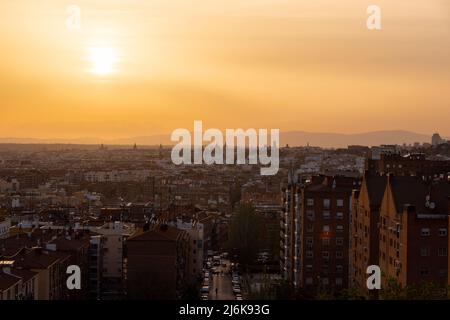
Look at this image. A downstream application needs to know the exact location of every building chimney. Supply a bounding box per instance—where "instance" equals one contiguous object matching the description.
[403,204,415,214]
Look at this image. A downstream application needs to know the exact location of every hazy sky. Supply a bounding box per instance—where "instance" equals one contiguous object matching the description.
[0,0,449,139]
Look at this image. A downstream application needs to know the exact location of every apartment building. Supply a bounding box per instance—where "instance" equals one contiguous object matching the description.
[366,153,450,178]
[379,175,449,288]
[13,248,69,300]
[126,224,189,299]
[0,218,11,239]
[169,219,204,280]
[0,270,22,300]
[281,173,358,293]
[88,235,103,299]
[351,173,387,298]
[89,222,135,298]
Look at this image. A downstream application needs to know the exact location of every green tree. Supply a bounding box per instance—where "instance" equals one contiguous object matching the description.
[380,277,405,300]
[405,282,447,300]
[227,203,263,266]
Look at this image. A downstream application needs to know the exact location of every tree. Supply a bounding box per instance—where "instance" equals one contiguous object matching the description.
[380,277,448,300]
[380,277,405,300]
[227,203,263,266]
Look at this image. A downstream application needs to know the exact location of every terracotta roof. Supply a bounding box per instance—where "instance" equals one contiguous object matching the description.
[365,175,388,208]
[13,249,60,270]
[389,176,450,214]
[48,236,90,252]
[306,176,358,192]
[128,225,185,242]
[10,268,37,282]
[0,272,21,291]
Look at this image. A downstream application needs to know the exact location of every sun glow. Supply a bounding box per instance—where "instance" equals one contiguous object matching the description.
[88,47,119,76]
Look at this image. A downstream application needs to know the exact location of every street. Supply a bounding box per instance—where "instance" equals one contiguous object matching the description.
[209,259,234,300]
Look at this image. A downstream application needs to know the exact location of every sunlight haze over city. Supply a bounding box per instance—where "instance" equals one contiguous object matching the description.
[0,0,449,140]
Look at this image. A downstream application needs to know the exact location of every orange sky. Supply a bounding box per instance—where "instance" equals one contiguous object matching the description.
[0,0,449,139]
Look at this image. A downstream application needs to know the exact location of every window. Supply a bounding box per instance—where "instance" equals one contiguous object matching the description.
[323,211,330,219]
[306,277,313,285]
[335,278,343,286]
[323,199,330,209]
[336,225,344,233]
[322,251,330,259]
[336,265,343,273]
[306,251,313,258]
[336,251,343,259]
[337,199,344,207]
[323,225,330,232]
[307,198,314,206]
[306,265,313,272]
[306,210,315,221]
[420,247,430,257]
[336,237,344,246]
[438,228,447,237]
[438,248,448,257]
[322,238,330,246]
[322,278,329,285]
[421,228,431,236]
[420,268,429,276]
[306,237,314,245]
[306,224,314,233]
[336,212,343,220]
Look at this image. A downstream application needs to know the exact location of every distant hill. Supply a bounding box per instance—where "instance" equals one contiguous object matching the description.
[280,130,440,148]
[0,130,446,148]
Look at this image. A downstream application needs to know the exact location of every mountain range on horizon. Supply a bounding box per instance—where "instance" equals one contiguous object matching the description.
[0,130,447,148]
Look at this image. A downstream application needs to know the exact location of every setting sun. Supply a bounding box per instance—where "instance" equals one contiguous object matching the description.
[88,47,118,76]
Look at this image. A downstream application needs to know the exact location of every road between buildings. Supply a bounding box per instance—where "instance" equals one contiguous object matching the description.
[210,259,234,300]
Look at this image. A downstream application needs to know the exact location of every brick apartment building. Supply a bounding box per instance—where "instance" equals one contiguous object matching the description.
[281,174,359,293]
[126,224,189,299]
[351,173,387,298]
[366,153,450,178]
[352,153,450,298]
[379,176,449,289]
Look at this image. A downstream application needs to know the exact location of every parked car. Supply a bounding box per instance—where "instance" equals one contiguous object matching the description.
[201,286,210,294]
[212,267,220,274]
